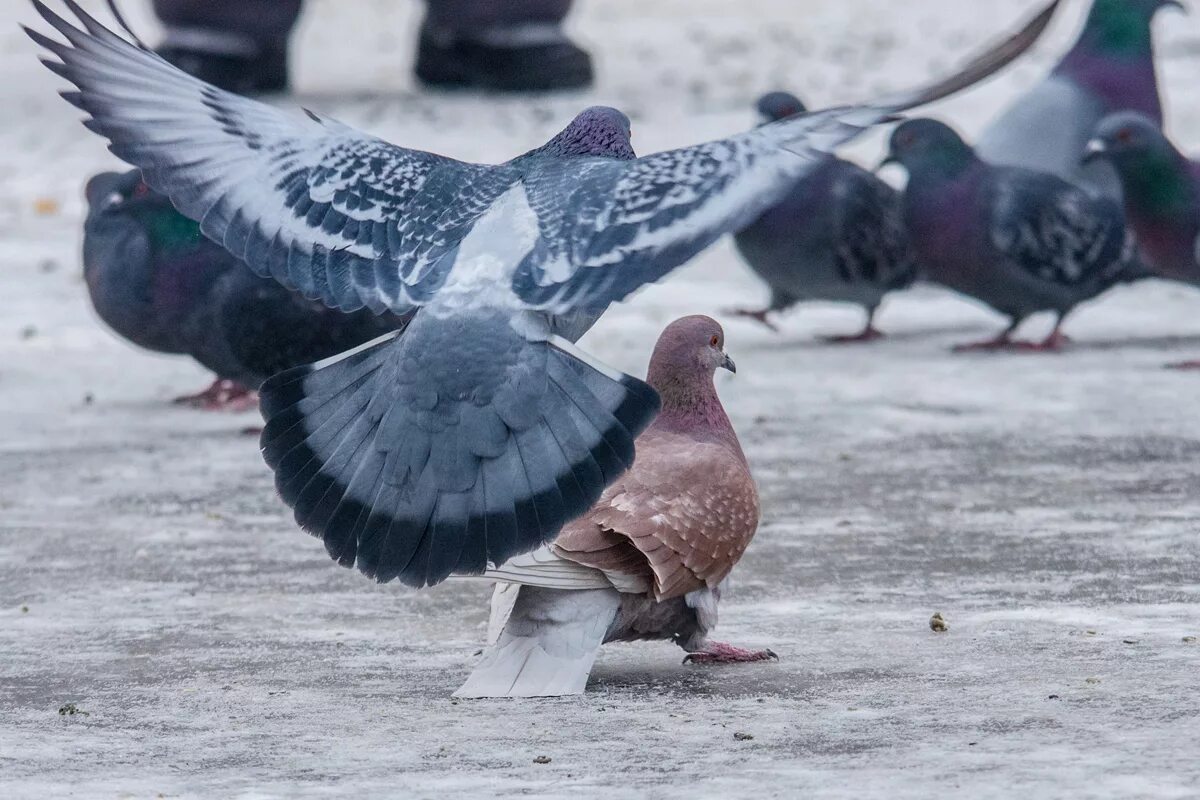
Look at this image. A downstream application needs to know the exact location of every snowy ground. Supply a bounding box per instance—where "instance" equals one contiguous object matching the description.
[3,0,1200,797]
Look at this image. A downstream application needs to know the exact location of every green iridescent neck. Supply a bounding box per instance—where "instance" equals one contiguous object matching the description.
[1119,151,1194,216]
[1080,0,1155,55]
[138,205,204,254]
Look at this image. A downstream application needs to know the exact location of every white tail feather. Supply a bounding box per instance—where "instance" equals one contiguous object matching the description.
[454,586,620,698]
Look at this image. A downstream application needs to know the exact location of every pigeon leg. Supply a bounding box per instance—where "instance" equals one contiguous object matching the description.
[1166,360,1200,371]
[824,306,884,344]
[1029,320,1072,352]
[726,307,780,332]
[683,641,779,665]
[952,319,1033,352]
[173,379,258,411]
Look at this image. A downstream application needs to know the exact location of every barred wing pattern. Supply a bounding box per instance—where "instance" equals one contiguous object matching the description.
[29,0,507,315]
[512,109,890,312]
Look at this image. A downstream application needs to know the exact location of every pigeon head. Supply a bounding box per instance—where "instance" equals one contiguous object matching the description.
[85,169,202,253]
[647,315,735,397]
[538,106,636,160]
[1086,112,1194,212]
[884,119,976,178]
[755,91,808,124]
[1076,0,1185,56]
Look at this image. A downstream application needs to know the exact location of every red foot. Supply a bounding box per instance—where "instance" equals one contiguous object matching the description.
[727,308,779,332]
[683,642,779,665]
[173,379,258,412]
[953,334,1069,353]
[1166,360,1200,371]
[823,325,884,344]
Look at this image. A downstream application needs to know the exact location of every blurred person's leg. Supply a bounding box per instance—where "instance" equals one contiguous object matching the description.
[153,0,591,94]
[417,0,592,91]
[153,0,300,94]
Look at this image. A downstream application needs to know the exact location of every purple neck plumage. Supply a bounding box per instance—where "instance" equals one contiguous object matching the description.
[647,358,741,454]
[536,107,636,160]
[1055,5,1164,121]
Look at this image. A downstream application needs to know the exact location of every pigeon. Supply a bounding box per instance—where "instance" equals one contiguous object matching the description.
[455,316,769,698]
[885,118,1140,350]
[84,169,410,409]
[977,0,1183,197]
[28,0,1059,588]
[731,91,916,341]
[1086,111,1200,367]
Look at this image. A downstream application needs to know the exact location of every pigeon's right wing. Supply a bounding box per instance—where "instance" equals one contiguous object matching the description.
[989,174,1136,287]
[511,0,1061,313]
[27,1,510,315]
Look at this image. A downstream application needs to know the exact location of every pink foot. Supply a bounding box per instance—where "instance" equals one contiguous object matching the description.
[823,325,884,344]
[173,379,259,412]
[1166,360,1200,371]
[1030,329,1072,352]
[683,642,779,665]
[727,308,779,332]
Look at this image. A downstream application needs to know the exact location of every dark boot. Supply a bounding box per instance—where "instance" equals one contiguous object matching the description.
[415,24,592,92]
[157,38,289,95]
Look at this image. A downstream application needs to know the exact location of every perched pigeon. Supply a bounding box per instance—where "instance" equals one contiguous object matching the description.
[978,0,1183,196]
[1086,112,1200,367]
[731,91,916,341]
[28,0,1059,588]
[886,119,1140,350]
[84,169,409,409]
[455,316,768,698]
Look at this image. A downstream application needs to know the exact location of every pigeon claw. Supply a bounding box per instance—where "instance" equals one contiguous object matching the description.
[683,643,779,665]
[726,307,780,333]
[823,325,884,345]
[173,379,259,412]
[1166,360,1200,371]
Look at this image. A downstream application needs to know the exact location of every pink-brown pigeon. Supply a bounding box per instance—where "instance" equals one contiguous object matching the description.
[456,316,770,699]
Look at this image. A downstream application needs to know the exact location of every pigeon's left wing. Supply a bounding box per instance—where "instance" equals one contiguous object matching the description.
[512,0,1061,312]
[27,1,508,315]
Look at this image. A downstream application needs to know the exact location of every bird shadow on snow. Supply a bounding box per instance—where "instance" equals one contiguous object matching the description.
[1062,333,1200,354]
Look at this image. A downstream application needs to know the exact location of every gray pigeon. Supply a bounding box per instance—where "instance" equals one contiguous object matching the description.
[84,169,409,409]
[456,316,769,698]
[1086,112,1200,367]
[977,0,1183,196]
[731,91,916,340]
[886,119,1140,350]
[28,0,1058,589]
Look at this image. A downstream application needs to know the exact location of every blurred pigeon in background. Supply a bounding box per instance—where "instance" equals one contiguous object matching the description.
[1086,111,1200,367]
[84,170,410,409]
[455,317,767,698]
[978,0,1183,197]
[886,119,1141,351]
[29,0,1058,588]
[731,91,916,341]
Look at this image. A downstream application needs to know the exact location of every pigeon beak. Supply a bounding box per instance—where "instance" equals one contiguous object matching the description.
[1083,138,1108,164]
[877,154,898,172]
[720,352,737,374]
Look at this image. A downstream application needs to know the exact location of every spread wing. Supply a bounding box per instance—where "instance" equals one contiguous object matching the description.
[27,0,513,315]
[508,0,1061,312]
[552,435,760,601]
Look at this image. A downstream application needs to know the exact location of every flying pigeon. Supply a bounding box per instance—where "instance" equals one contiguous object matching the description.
[27,0,1060,589]
[1086,112,1200,368]
[730,91,916,341]
[977,0,1183,197]
[455,316,768,698]
[885,118,1141,351]
[84,169,410,409]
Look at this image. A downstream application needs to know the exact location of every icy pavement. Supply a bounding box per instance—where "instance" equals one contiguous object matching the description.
[2,1,1199,797]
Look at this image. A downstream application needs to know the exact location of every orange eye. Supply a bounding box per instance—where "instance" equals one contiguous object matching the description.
[1117,129,1134,144]
[710,335,720,347]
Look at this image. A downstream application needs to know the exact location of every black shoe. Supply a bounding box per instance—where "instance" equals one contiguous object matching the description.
[415,25,593,92]
[157,43,289,95]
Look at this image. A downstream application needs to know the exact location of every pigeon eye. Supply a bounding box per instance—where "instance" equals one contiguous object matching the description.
[1117,129,1134,145]
[132,182,151,198]
[710,335,720,347]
